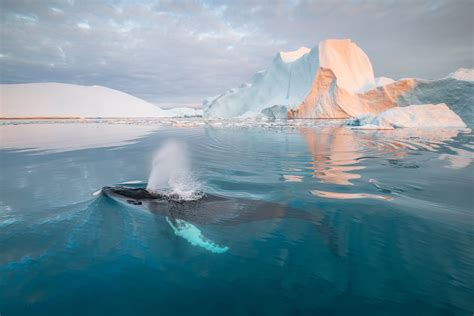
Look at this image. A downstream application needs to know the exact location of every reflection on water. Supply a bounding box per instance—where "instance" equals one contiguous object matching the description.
[0,122,161,153]
[299,127,366,185]
[310,189,393,200]
[439,145,473,169]
[0,121,473,315]
[282,175,303,182]
[299,126,471,191]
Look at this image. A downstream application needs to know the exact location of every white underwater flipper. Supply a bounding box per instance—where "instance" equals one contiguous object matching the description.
[165,217,229,254]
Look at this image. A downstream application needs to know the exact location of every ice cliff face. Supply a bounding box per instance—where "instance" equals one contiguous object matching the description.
[388,77,473,126]
[288,39,397,119]
[203,47,319,118]
[318,39,375,93]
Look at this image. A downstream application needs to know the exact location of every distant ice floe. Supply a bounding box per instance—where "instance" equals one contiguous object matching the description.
[446,68,474,81]
[347,103,467,129]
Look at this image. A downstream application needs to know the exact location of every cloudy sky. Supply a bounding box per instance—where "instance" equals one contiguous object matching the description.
[1,0,473,108]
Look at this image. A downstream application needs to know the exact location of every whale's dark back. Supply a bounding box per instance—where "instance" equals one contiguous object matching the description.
[102,186,158,200]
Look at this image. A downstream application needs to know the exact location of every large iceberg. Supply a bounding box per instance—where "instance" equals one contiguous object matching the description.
[203,39,473,125]
[348,103,467,129]
[0,83,201,118]
[204,39,378,119]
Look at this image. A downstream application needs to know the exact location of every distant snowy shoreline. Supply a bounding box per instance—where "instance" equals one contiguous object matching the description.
[0,83,202,119]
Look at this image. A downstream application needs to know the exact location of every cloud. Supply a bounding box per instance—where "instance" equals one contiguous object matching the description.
[1,0,473,107]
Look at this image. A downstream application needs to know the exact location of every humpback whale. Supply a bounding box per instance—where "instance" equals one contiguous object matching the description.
[101,185,337,254]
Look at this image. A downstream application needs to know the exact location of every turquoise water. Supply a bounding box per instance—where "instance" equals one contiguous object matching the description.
[1,121,473,315]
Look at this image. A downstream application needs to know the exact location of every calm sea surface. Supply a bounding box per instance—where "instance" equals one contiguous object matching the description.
[1,120,473,315]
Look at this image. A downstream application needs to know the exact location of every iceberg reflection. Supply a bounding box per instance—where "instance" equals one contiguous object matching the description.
[299,127,366,185]
[0,122,160,153]
[300,126,470,188]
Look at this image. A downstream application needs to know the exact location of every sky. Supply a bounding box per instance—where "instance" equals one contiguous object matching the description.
[1,0,473,108]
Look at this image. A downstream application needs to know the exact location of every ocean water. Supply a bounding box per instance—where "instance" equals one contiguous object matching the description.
[0,120,473,316]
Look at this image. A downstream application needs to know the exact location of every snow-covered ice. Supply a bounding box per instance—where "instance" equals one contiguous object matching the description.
[385,75,473,125]
[446,68,474,81]
[0,83,167,118]
[348,103,467,129]
[279,47,311,63]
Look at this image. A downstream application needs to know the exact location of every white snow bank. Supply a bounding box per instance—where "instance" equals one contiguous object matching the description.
[349,104,467,129]
[0,83,200,118]
[446,68,474,81]
[319,39,375,93]
[0,83,171,118]
[279,47,311,63]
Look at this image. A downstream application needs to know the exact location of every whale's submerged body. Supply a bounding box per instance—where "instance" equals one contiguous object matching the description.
[101,185,334,254]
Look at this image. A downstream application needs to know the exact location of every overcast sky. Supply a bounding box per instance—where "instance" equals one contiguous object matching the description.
[1,0,473,107]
